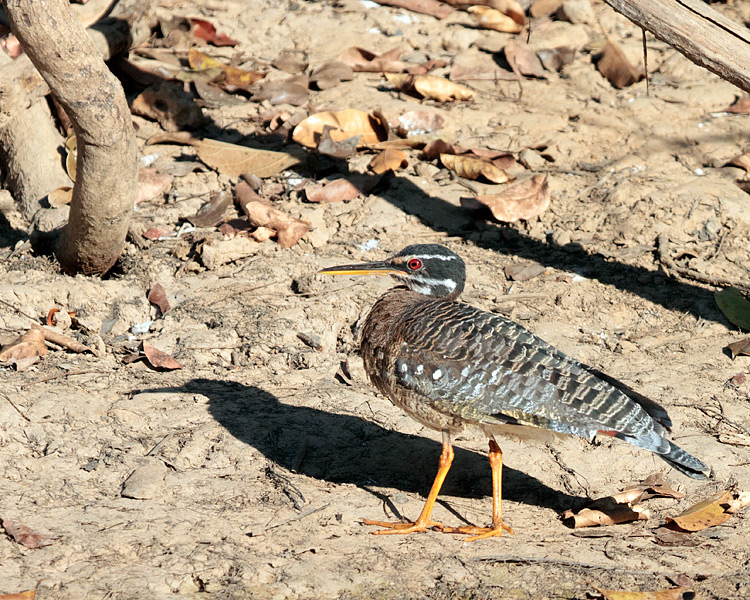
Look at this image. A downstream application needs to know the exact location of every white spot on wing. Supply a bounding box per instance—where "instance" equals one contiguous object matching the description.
[400,363,408,373]
[433,369,442,380]
[461,366,470,377]
[416,364,424,374]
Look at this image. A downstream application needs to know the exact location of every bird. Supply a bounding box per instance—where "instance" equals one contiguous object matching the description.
[319,243,710,541]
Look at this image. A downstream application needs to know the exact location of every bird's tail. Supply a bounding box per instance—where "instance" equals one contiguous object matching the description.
[659,440,711,480]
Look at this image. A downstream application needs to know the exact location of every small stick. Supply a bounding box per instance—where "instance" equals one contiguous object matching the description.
[1,391,31,422]
[31,324,93,354]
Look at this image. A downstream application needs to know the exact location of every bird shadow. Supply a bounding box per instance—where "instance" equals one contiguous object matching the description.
[150,378,582,514]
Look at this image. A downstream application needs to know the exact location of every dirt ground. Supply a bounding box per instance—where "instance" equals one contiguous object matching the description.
[2,0,750,598]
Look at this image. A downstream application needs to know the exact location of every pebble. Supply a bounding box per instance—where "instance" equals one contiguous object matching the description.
[121,460,167,499]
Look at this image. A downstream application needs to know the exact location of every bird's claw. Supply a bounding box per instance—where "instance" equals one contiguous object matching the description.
[362,517,444,535]
[443,521,514,542]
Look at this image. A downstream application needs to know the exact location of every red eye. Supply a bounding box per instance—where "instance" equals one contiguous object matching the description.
[407,258,422,270]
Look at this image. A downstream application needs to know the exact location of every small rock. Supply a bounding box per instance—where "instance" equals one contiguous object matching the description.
[551,230,572,247]
[557,0,595,24]
[519,148,547,170]
[121,460,167,499]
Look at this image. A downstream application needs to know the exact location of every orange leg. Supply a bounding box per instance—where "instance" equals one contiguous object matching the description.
[444,438,514,541]
[362,431,454,535]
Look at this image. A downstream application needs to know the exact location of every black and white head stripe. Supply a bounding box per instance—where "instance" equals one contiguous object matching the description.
[388,244,466,298]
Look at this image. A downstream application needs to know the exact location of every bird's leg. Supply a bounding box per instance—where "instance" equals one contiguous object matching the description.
[362,431,453,535]
[444,438,514,541]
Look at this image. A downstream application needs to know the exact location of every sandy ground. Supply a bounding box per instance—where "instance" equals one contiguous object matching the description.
[2,0,750,598]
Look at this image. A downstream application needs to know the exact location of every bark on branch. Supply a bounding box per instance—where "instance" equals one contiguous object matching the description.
[3,0,138,274]
[601,0,750,94]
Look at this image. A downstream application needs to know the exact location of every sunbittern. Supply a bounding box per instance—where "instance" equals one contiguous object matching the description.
[320,244,710,541]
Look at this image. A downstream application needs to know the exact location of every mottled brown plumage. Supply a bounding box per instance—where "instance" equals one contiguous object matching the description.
[320,244,710,540]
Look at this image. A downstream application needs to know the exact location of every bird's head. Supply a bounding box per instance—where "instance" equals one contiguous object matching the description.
[319,244,466,299]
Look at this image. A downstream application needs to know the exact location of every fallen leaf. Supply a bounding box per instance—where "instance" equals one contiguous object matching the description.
[48,186,73,208]
[305,174,382,203]
[244,201,309,248]
[597,39,645,89]
[292,109,388,149]
[273,49,308,74]
[370,148,408,174]
[593,586,692,600]
[423,139,468,159]
[251,76,308,106]
[308,60,354,89]
[0,589,36,600]
[188,48,265,88]
[727,151,750,172]
[727,337,750,358]
[468,3,525,34]
[440,153,511,183]
[389,110,444,137]
[131,82,204,131]
[194,79,248,107]
[386,73,476,102]
[1,519,54,548]
[0,328,48,364]
[724,96,750,114]
[338,46,407,73]
[653,525,702,547]
[189,18,239,46]
[135,169,173,204]
[143,226,174,240]
[715,287,750,330]
[189,190,234,227]
[142,342,182,370]
[504,263,545,281]
[235,181,270,214]
[563,500,649,528]
[318,125,360,159]
[666,490,733,531]
[147,283,170,316]
[537,46,576,72]
[505,41,547,79]
[449,64,517,82]
[475,175,550,222]
[65,133,77,181]
[196,139,301,178]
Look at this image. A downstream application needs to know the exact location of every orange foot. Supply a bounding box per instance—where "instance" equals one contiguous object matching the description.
[443,521,515,542]
[362,518,444,535]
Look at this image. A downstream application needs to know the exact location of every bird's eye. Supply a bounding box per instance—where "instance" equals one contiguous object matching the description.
[407,258,422,270]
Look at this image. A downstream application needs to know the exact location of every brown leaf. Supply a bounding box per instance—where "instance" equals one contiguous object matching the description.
[196,139,301,178]
[468,3,525,34]
[135,169,173,204]
[0,328,48,363]
[194,80,247,107]
[597,40,645,89]
[143,226,174,240]
[189,18,239,47]
[370,149,408,174]
[48,186,73,208]
[563,500,649,528]
[449,64,517,82]
[475,175,550,222]
[273,50,308,74]
[0,590,37,600]
[389,110,444,137]
[318,125,360,159]
[593,586,692,600]
[727,337,750,358]
[65,133,77,181]
[440,154,511,184]
[653,525,702,547]
[292,109,388,149]
[188,48,265,88]
[131,82,204,131]
[251,76,308,106]
[235,181,270,214]
[146,131,199,146]
[147,283,170,316]
[504,263,545,281]
[725,96,750,114]
[537,46,576,72]
[727,151,750,172]
[308,60,354,89]
[305,174,381,203]
[142,342,182,370]
[665,490,733,531]
[386,73,476,102]
[423,139,468,159]
[189,190,234,227]
[1,519,54,548]
[338,46,407,73]
[243,202,309,248]
[505,41,547,79]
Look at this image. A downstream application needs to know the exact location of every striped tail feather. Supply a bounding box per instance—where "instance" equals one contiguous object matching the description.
[659,440,712,480]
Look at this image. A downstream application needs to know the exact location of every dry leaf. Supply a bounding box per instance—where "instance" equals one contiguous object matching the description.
[189,18,239,47]
[389,111,444,137]
[727,337,750,358]
[196,139,301,178]
[504,263,545,281]
[370,149,408,174]
[1,519,54,549]
[142,342,182,370]
[48,186,73,208]
[292,109,388,149]
[653,525,702,547]
[593,586,692,600]
[715,287,750,331]
[188,48,265,88]
[597,40,644,89]
[386,73,476,102]
[194,80,248,107]
[135,169,173,204]
[727,151,750,172]
[0,590,36,600]
[725,96,750,114]
[505,41,547,79]
[243,202,310,248]
[65,133,77,181]
[449,64,517,82]
[468,4,525,34]
[338,46,407,73]
[475,175,550,222]
[0,328,48,364]
[305,174,381,203]
[146,131,199,146]
[189,190,234,227]
[131,82,204,131]
[148,283,170,316]
[666,490,733,531]
[537,46,576,72]
[563,499,649,528]
[309,60,354,89]
[273,50,308,74]
[440,153,511,184]
[318,125,360,159]
[251,76,308,106]
[423,139,467,159]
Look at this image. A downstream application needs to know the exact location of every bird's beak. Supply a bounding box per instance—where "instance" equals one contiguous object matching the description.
[318,260,402,277]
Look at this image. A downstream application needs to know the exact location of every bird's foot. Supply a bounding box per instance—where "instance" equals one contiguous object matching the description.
[443,521,514,542]
[362,518,444,535]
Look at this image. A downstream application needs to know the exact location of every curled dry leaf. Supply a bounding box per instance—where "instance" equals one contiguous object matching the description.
[142,341,183,371]
[48,186,73,208]
[131,82,204,131]
[593,586,693,600]
[475,175,550,222]
[563,496,650,528]
[727,151,750,172]
[32,324,92,355]
[504,263,545,282]
[189,18,239,47]
[724,96,750,114]
[537,46,576,72]
[597,39,645,89]
[148,283,170,316]
[292,109,388,149]
[305,174,381,203]
[273,49,308,74]
[468,3,525,34]
[188,48,265,88]
[715,287,750,331]
[339,47,407,73]
[0,328,48,363]
[309,60,354,90]
[727,337,750,358]
[0,589,37,600]
[370,149,408,174]
[666,489,749,532]
[1,519,54,549]
[386,73,476,102]
[440,153,511,184]
[318,125,360,159]
[243,202,309,248]
[189,190,234,227]
[196,139,301,178]
[505,41,547,79]
[135,169,173,204]
[389,110,444,137]
[423,138,467,159]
